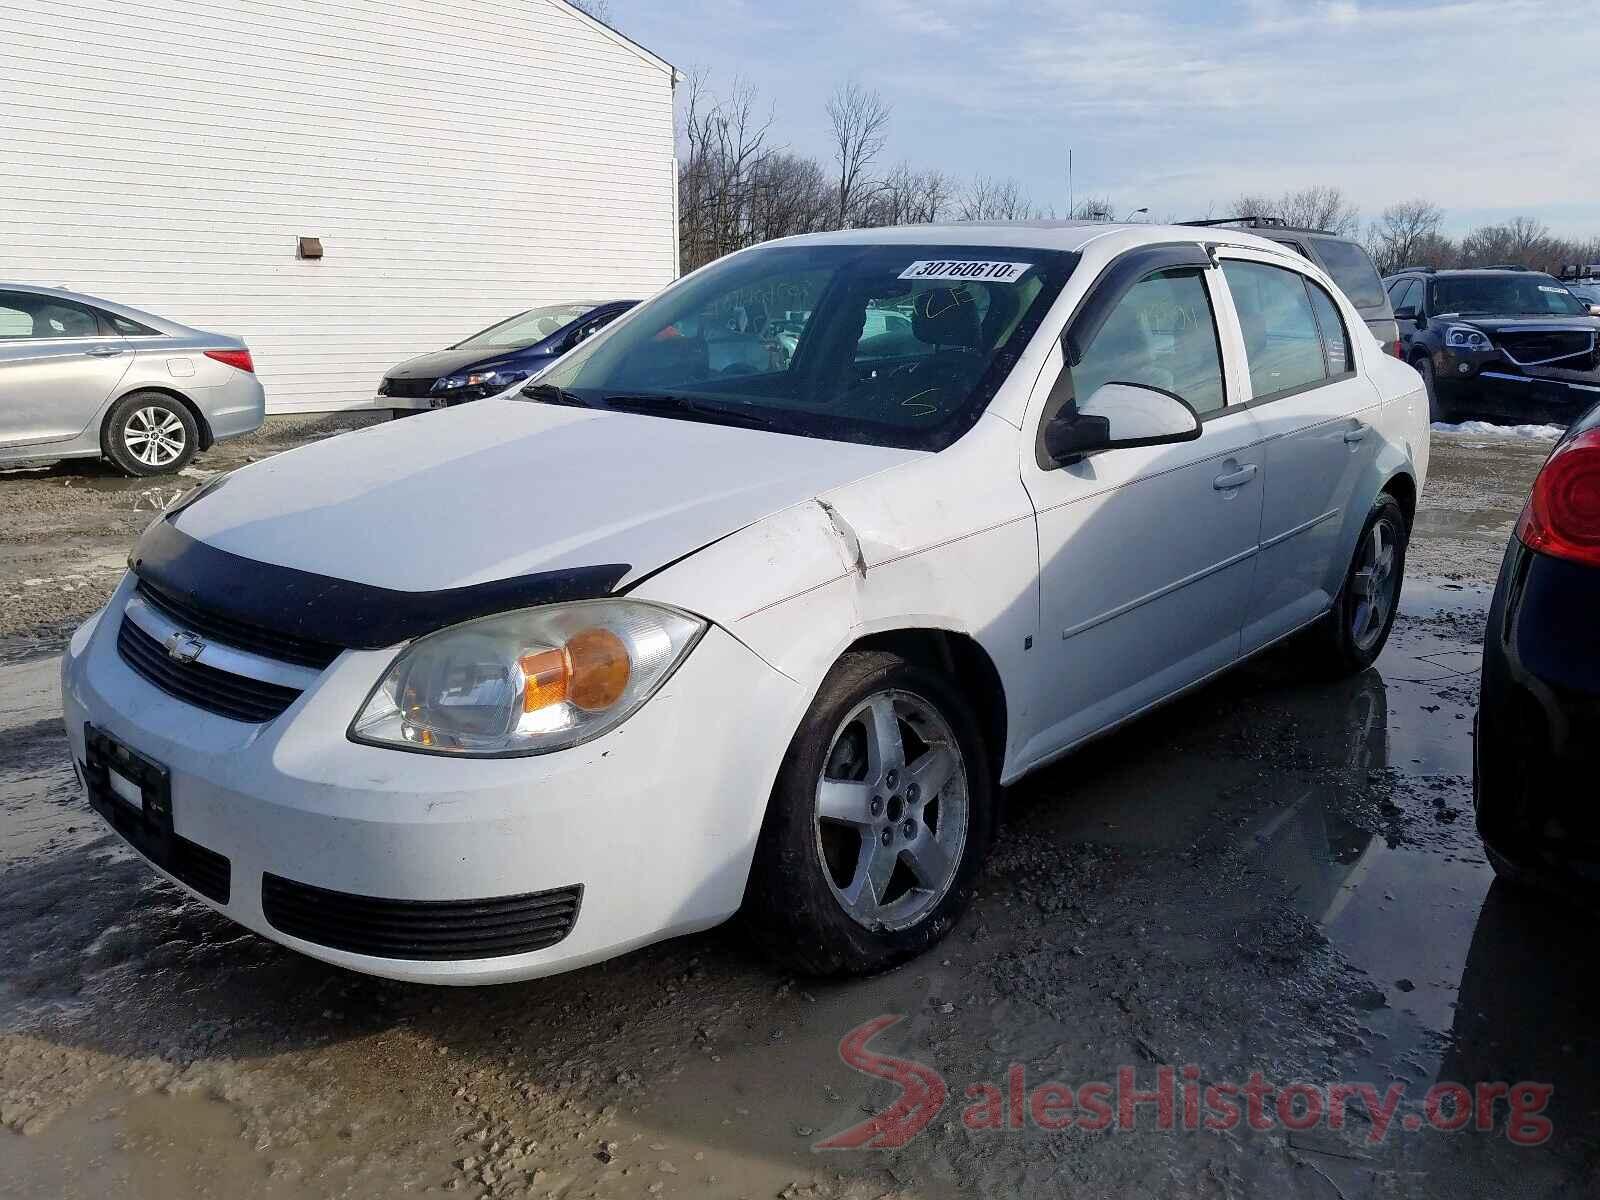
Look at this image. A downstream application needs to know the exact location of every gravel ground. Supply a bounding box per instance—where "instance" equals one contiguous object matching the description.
[3,424,1594,1199]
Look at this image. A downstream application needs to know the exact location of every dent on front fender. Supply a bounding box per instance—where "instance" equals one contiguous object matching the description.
[630,500,870,685]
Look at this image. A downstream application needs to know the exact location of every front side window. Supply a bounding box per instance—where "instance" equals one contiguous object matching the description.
[1071,269,1226,414]
[532,244,1077,450]
[1222,261,1329,399]
[1429,274,1589,317]
[458,304,593,349]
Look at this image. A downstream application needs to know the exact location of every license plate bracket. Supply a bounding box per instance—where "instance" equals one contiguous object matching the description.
[83,723,176,867]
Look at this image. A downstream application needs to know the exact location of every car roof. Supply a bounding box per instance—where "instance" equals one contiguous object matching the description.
[0,281,195,336]
[762,221,1294,257]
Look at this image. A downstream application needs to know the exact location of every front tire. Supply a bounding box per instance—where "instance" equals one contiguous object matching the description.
[1416,355,1448,423]
[742,651,995,977]
[103,391,198,476]
[1292,494,1409,678]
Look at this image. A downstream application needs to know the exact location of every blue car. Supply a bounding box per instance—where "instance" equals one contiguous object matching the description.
[378,300,636,409]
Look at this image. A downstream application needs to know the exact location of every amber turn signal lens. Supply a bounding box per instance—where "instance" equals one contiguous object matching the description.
[519,648,569,712]
[565,627,631,711]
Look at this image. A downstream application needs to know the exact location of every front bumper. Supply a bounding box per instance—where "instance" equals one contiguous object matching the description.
[1433,348,1600,421]
[61,578,806,984]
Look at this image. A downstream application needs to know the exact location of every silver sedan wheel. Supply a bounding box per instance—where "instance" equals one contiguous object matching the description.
[1350,517,1399,652]
[123,406,187,468]
[813,689,969,932]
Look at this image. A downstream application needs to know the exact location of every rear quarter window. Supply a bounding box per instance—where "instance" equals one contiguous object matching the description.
[1312,239,1388,311]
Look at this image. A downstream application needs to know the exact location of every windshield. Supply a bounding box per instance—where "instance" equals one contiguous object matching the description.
[528,244,1076,450]
[458,304,591,349]
[1429,275,1588,317]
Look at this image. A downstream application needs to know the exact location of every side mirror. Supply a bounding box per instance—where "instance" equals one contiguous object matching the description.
[1042,381,1202,466]
[1588,304,1600,318]
[1392,306,1423,326]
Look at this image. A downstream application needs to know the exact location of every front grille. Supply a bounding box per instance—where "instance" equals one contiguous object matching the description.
[1494,330,1594,365]
[262,875,583,960]
[380,376,437,399]
[118,617,302,723]
[136,580,341,669]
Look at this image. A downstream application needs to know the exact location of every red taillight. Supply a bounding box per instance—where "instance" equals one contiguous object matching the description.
[204,348,255,373]
[1516,428,1600,567]
[1391,338,1405,359]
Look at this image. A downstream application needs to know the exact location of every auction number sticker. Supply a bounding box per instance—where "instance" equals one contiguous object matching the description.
[899,260,1034,282]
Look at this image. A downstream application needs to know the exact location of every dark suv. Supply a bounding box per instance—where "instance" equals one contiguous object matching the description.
[1182,218,1399,354]
[1382,267,1600,423]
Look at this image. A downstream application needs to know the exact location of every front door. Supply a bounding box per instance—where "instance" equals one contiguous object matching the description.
[0,291,132,449]
[1016,253,1265,770]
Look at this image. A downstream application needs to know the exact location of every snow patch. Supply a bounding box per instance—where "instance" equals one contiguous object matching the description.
[1431,420,1564,440]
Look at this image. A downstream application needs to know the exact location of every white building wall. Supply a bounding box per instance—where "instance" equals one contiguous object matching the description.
[0,0,678,412]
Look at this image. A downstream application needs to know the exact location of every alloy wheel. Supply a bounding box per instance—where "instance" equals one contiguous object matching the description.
[1350,518,1400,652]
[813,689,969,932]
[123,406,188,468]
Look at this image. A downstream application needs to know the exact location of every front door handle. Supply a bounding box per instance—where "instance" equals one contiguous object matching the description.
[84,346,125,357]
[1213,463,1258,490]
[1344,425,1368,444]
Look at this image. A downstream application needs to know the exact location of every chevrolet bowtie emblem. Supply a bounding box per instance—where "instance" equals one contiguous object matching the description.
[164,631,206,664]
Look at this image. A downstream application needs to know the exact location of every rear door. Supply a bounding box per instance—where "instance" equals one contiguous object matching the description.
[0,290,132,449]
[1216,254,1383,652]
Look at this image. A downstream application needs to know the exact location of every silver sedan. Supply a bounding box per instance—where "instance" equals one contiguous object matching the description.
[0,284,265,476]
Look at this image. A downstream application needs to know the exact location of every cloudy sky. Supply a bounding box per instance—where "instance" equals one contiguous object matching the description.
[607,0,1599,237]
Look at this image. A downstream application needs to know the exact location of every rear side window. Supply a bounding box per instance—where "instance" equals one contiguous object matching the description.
[1221,261,1328,399]
[1313,239,1387,309]
[103,311,159,336]
[1072,268,1226,414]
[1305,281,1353,376]
[0,291,100,339]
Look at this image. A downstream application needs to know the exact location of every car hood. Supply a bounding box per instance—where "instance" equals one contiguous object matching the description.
[385,344,550,380]
[171,398,923,592]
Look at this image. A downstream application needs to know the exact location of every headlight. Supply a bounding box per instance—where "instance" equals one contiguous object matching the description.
[432,369,531,394]
[349,600,706,757]
[1445,325,1492,352]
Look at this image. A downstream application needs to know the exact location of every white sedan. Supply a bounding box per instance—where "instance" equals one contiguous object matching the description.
[61,223,1428,984]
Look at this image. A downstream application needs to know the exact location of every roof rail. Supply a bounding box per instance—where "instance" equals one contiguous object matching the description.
[1391,265,1437,274]
[1178,215,1337,235]
[1480,263,1531,271]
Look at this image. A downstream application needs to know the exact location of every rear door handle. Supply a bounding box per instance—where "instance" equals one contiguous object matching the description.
[1213,463,1258,490]
[1344,425,1368,444]
[84,346,125,357]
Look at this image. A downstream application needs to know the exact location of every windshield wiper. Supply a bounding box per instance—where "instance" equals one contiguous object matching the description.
[521,382,597,408]
[601,393,781,431]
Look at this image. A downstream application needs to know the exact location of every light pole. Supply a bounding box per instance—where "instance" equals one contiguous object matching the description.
[1123,207,1149,222]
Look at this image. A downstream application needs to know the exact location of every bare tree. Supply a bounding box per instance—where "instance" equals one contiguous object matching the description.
[568,0,612,22]
[1228,186,1360,235]
[958,174,1035,222]
[1366,199,1446,274]
[677,70,778,270]
[826,80,892,228]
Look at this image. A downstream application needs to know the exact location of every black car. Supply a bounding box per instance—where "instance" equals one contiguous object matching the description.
[1476,399,1600,892]
[378,300,636,409]
[1181,217,1400,354]
[1382,267,1600,423]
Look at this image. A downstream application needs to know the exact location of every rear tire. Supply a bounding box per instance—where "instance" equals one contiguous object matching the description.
[742,651,995,977]
[103,391,198,476]
[1291,494,1409,679]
